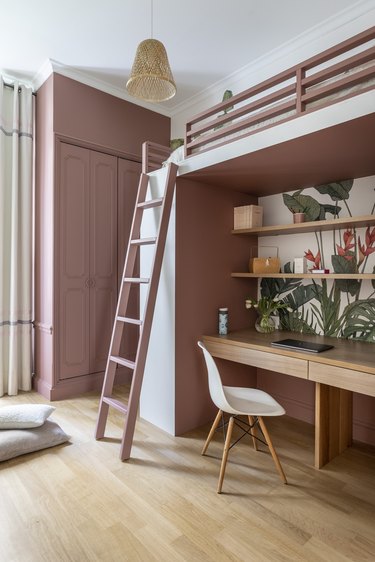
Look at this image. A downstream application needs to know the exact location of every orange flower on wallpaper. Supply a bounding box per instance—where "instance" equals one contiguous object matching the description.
[336,228,355,261]
[358,226,375,266]
[304,249,321,269]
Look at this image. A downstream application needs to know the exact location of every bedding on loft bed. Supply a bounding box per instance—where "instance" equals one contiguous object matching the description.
[162,28,375,167]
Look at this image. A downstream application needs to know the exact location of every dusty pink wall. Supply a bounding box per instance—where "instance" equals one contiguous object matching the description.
[175,178,259,435]
[52,74,170,157]
[173,174,375,446]
[34,73,170,399]
[257,370,315,424]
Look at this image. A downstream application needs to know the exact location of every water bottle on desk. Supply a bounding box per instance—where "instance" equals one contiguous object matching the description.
[218,308,228,335]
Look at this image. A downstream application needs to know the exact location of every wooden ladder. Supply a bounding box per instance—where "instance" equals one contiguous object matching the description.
[95,163,178,460]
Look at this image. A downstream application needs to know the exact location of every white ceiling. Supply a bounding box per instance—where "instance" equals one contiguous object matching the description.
[0,0,371,113]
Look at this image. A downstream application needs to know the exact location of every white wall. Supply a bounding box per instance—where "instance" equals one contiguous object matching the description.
[139,168,176,434]
[170,2,375,139]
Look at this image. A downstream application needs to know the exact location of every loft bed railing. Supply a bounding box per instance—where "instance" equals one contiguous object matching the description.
[184,26,375,157]
[142,141,172,173]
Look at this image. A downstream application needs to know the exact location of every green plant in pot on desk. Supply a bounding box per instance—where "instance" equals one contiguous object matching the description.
[245,296,292,333]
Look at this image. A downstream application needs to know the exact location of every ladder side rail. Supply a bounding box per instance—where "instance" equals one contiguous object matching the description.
[95,173,149,439]
[119,163,178,460]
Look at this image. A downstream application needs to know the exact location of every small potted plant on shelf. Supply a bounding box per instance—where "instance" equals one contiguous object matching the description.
[282,191,322,223]
[245,296,292,333]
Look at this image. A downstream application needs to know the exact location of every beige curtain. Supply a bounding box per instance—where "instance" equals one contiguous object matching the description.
[0,78,33,396]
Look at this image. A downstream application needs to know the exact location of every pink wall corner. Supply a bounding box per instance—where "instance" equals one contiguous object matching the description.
[35,75,54,328]
[174,178,259,435]
[34,75,55,390]
[52,74,170,157]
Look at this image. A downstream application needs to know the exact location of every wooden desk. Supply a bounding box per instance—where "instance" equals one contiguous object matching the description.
[202,329,375,468]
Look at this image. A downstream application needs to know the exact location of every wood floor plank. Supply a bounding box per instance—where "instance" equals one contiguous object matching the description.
[0,387,374,562]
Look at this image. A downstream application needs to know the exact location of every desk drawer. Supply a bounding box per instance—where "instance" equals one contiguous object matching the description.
[205,341,308,379]
[309,362,375,397]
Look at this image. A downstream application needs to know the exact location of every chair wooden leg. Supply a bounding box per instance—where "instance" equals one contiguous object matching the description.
[248,415,258,451]
[258,416,287,484]
[217,415,234,494]
[202,409,223,455]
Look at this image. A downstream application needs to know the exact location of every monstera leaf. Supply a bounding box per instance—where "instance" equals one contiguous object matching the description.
[341,299,375,341]
[282,193,321,221]
[331,254,360,296]
[314,179,353,201]
[279,308,317,334]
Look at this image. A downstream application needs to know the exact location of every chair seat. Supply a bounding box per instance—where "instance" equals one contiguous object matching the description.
[222,386,285,416]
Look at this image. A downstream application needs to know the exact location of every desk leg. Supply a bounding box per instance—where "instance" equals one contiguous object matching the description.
[315,383,353,469]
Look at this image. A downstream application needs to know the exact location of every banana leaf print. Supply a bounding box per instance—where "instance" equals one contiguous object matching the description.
[331,254,361,296]
[314,179,353,201]
[260,272,301,299]
[310,280,342,336]
[282,192,321,221]
[318,204,342,220]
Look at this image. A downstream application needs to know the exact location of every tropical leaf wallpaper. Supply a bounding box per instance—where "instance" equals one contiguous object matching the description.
[259,176,375,342]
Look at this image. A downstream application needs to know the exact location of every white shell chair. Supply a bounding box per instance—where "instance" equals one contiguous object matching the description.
[198,341,287,493]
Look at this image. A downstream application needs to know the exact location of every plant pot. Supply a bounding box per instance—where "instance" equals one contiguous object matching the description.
[255,315,276,333]
[293,212,306,224]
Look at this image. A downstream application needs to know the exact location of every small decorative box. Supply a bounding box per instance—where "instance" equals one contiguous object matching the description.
[252,257,281,274]
[233,205,263,230]
[294,257,307,274]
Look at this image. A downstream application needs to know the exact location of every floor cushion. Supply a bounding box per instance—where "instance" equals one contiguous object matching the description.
[0,420,70,462]
[0,404,55,429]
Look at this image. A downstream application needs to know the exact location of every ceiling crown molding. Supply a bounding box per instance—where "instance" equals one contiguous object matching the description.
[168,0,375,118]
[32,58,173,117]
[32,59,54,91]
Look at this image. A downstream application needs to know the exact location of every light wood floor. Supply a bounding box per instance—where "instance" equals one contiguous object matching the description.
[1,386,375,562]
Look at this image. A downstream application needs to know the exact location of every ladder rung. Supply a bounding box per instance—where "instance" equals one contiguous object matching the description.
[110,355,136,369]
[138,198,163,210]
[131,237,157,246]
[117,316,142,325]
[123,277,150,284]
[102,396,128,414]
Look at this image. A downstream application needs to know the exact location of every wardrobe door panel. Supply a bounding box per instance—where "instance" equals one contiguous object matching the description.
[118,159,141,364]
[89,151,118,373]
[59,143,90,380]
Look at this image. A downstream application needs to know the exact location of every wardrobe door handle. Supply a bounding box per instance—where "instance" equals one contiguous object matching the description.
[85,278,90,288]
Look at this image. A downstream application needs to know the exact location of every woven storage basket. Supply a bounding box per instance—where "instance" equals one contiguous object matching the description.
[251,257,281,274]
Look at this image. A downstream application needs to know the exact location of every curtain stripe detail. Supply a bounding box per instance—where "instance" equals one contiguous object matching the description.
[0,320,33,327]
[0,125,33,139]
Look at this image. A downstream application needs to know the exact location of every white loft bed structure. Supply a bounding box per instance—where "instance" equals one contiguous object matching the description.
[139,26,375,436]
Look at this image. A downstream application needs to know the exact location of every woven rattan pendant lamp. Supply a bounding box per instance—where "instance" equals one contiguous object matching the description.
[126,0,176,102]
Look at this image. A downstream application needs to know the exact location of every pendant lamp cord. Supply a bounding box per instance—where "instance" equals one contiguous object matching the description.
[150,0,153,39]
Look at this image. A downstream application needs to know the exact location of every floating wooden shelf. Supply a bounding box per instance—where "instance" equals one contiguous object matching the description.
[231,214,375,237]
[232,272,375,280]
